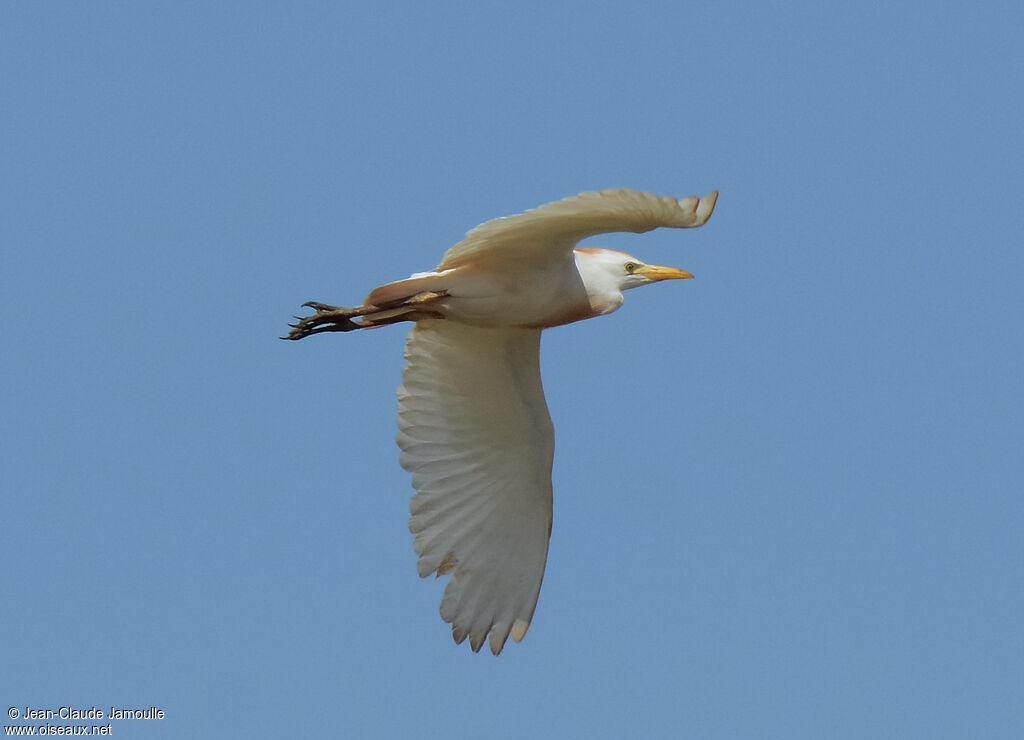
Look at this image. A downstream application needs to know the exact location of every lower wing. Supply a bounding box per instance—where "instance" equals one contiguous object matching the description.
[397,321,554,654]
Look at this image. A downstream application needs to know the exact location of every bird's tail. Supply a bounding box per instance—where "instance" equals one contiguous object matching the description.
[363,270,453,308]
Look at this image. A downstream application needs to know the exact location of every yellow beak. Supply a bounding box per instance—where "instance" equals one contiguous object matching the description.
[634,264,694,281]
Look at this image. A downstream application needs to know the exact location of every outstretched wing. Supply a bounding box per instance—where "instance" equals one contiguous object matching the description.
[397,321,554,655]
[438,188,718,269]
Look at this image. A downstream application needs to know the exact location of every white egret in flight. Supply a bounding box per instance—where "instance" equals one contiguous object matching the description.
[286,188,718,654]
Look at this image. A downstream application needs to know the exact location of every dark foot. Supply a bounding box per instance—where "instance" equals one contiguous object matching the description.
[283,301,366,340]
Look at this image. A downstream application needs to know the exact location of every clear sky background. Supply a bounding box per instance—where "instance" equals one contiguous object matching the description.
[3,2,1022,738]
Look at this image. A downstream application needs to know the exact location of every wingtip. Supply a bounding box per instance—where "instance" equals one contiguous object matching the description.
[511,618,530,642]
[694,190,718,225]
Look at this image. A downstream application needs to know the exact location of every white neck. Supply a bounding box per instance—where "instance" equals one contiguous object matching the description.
[573,249,626,316]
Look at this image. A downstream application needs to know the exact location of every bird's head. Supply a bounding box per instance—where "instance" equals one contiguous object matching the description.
[575,247,693,293]
[572,247,693,317]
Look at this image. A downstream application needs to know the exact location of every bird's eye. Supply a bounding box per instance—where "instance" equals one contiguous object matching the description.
[624,262,637,273]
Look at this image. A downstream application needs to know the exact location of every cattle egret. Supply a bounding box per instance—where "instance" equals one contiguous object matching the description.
[286,188,718,654]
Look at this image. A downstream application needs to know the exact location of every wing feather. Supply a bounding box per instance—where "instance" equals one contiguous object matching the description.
[397,321,554,655]
[438,188,718,269]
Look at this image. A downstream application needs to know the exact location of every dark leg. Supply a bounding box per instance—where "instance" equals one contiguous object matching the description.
[283,301,370,340]
[283,291,449,340]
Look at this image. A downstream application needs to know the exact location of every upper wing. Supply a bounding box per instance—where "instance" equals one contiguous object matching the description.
[397,321,554,655]
[438,188,718,269]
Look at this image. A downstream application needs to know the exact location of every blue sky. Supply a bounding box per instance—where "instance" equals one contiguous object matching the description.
[3,2,1022,737]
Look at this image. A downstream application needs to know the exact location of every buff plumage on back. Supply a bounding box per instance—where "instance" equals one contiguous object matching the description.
[397,320,554,654]
[438,188,718,269]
